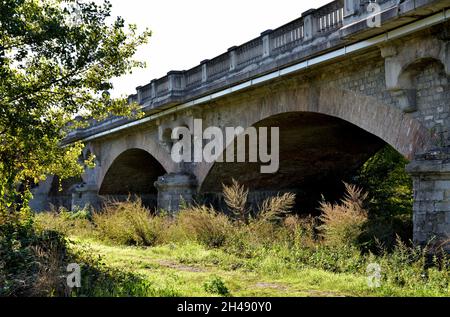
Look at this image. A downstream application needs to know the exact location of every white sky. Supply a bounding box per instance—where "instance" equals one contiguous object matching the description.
[108,0,330,97]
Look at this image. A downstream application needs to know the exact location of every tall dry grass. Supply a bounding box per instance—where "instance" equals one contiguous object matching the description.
[222,179,250,223]
[318,183,368,247]
[174,205,232,248]
[93,199,162,246]
[258,192,296,223]
[283,215,318,248]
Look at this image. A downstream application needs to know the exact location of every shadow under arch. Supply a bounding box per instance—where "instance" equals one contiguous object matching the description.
[98,148,166,208]
[199,112,388,213]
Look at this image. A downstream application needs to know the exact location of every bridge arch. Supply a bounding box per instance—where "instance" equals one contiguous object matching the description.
[196,85,432,211]
[96,136,175,189]
[98,147,167,208]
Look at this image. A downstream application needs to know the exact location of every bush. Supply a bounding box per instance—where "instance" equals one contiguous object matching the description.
[283,215,318,248]
[318,183,368,247]
[175,205,232,248]
[224,221,277,257]
[93,199,159,246]
[355,145,412,218]
[0,207,172,297]
[35,210,94,238]
[354,145,413,247]
[0,216,70,297]
[203,275,231,296]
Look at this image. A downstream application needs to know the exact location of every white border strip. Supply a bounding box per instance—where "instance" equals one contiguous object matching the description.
[81,9,449,143]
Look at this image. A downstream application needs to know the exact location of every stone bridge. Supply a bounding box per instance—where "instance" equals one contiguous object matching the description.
[31,0,450,248]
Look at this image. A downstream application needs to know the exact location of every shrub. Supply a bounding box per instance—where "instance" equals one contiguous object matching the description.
[0,211,173,297]
[35,210,94,238]
[283,215,318,248]
[355,145,412,219]
[61,207,91,221]
[203,275,231,296]
[93,199,158,246]
[318,183,368,247]
[355,145,413,247]
[175,205,231,248]
[0,219,70,297]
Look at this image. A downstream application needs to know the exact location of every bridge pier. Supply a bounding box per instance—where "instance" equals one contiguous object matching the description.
[407,151,450,252]
[154,173,197,213]
[29,176,54,212]
[71,183,101,211]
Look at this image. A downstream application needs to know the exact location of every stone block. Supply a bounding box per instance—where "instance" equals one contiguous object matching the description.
[434,201,450,212]
[415,190,443,202]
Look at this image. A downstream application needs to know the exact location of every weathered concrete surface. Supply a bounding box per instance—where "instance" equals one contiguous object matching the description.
[154,173,197,212]
[31,0,450,249]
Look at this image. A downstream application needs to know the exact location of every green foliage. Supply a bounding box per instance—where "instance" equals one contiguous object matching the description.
[35,201,450,297]
[355,145,412,218]
[354,145,413,248]
[0,208,46,296]
[35,208,94,238]
[61,207,92,221]
[203,275,231,297]
[0,0,151,209]
[0,208,172,296]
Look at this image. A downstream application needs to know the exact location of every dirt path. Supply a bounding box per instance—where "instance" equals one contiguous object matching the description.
[157,260,206,272]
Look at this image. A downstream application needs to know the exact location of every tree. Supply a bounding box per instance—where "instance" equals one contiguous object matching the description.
[0,0,151,211]
[354,145,413,248]
[355,145,412,218]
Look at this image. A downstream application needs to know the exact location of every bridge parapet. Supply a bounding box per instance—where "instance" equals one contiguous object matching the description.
[132,0,347,109]
[65,0,448,144]
[130,0,445,110]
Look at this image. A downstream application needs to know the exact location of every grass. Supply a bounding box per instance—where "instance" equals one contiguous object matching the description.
[70,237,377,297]
[67,237,448,297]
[30,182,450,297]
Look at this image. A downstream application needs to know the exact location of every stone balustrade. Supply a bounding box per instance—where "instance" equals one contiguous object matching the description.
[131,0,347,108]
[65,0,447,142]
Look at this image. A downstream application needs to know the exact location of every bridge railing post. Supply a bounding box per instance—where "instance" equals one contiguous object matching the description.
[302,10,315,41]
[136,85,143,104]
[344,0,357,18]
[261,30,272,58]
[201,59,208,83]
[151,80,156,98]
[228,46,237,71]
[167,71,185,93]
